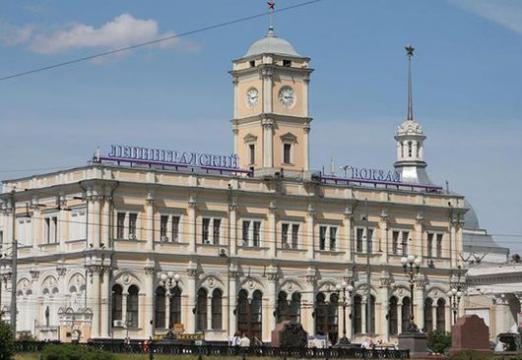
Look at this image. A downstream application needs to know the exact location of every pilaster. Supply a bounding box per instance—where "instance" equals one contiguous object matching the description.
[306,204,315,260]
[228,264,239,338]
[268,201,277,257]
[145,191,155,250]
[188,196,197,253]
[229,200,238,256]
[185,261,198,333]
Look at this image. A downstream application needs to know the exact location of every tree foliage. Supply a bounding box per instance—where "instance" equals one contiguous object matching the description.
[427,330,452,354]
[42,344,114,360]
[0,320,14,360]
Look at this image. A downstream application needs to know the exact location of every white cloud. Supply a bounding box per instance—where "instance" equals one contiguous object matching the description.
[30,13,179,54]
[0,20,35,46]
[449,0,522,35]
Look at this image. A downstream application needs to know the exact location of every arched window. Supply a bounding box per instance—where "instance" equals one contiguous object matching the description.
[127,285,139,328]
[112,284,123,323]
[211,288,223,330]
[367,295,375,334]
[327,293,339,344]
[401,297,411,333]
[436,298,446,331]
[196,288,208,332]
[289,292,301,324]
[237,289,263,340]
[315,292,327,336]
[169,287,182,328]
[155,287,166,329]
[277,291,289,323]
[389,296,398,335]
[408,141,413,157]
[251,290,263,340]
[353,295,362,335]
[424,298,433,332]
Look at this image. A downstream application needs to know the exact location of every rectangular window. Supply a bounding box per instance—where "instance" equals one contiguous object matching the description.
[160,215,169,240]
[202,218,210,244]
[356,228,364,253]
[253,221,261,247]
[213,219,221,244]
[436,233,443,258]
[283,59,291,67]
[356,227,375,253]
[330,227,337,251]
[242,221,250,245]
[319,226,327,250]
[172,216,180,242]
[392,231,400,255]
[128,213,137,239]
[282,223,289,248]
[0,230,3,244]
[116,212,125,239]
[283,144,292,164]
[401,231,409,255]
[249,144,255,165]
[427,233,434,258]
[291,224,299,249]
[45,216,58,244]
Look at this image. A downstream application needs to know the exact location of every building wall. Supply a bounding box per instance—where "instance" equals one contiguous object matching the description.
[0,165,465,343]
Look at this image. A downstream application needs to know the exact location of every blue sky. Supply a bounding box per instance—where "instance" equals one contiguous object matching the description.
[1,0,521,252]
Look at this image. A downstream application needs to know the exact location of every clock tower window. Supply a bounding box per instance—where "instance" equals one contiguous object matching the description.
[283,143,292,164]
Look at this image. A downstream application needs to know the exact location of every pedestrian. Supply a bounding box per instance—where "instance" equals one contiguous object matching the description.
[239,333,251,348]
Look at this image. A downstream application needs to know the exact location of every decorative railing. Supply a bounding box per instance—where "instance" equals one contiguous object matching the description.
[15,341,410,359]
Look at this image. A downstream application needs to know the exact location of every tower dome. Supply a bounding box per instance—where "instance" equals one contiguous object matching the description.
[244,27,302,58]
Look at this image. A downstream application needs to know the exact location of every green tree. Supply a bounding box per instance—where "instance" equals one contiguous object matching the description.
[42,344,114,360]
[0,320,14,360]
[427,330,452,354]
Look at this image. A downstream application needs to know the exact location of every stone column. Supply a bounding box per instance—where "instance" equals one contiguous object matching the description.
[31,199,41,250]
[494,294,514,335]
[100,192,111,249]
[228,264,239,339]
[144,264,155,337]
[229,201,238,256]
[303,268,316,335]
[361,295,367,334]
[268,201,277,257]
[343,206,354,263]
[57,194,67,252]
[145,191,155,251]
[100,266,110,338]
[188,196,197,253]
[185,262,198,333]
[414,276,426,331]
[379,272,392,342]
[306,204,315,260]
[303,125,310,172]
[266,266,278,335]
[87,189,102,249]
[86,266,101,338]
[379,210,389,263]
[262,119,274,169]
[414,212,424,258]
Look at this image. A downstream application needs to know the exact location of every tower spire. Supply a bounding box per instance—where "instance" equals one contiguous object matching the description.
[405,44,415,121]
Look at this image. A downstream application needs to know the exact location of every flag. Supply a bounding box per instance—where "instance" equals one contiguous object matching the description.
[267,1,275,10]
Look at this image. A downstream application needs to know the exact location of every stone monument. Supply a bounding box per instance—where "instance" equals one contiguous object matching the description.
[450,315,490,353]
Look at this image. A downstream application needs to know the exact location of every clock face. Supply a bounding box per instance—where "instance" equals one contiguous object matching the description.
[279,86,295,108]
[246,88,259,108]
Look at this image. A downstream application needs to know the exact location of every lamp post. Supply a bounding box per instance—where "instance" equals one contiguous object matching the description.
[448,265,465,325]
[335,281,354,346]
[400,255,422,333]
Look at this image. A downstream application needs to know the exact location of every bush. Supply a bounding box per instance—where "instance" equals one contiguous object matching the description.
[428,330,452,354]
[448,350,491,360]
[0,320,14,360]
[42,344,114,360]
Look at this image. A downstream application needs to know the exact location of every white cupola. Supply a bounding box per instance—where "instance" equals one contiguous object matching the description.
[393,45,433,185]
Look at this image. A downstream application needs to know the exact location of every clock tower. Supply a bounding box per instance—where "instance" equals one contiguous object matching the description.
[230,26,313,177]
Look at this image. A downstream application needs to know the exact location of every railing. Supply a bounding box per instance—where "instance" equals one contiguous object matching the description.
[15,341,410,359]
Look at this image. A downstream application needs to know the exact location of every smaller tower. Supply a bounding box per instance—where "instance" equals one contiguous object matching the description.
[394,45,432,184]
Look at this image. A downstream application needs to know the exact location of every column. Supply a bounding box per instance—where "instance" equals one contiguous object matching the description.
[361,296,367,334]
[144,265,155,337]
[343,207,353,263]
[100,267,110,338]
[31,201,41,250]
[87,267,101,338]
[379,275,392,341]
[266,268,278,334]
[101,190,111,248]
[229,201,238,256]
[306,204,315,260]
[57,195,66,252]
[494,294,513,335]
[414,212,424,258]
[145,191,155,250]
[303,126,310,172]
[449,219,457,268]
[207,294,212,331]
[262,120,274,169]
[268,201,276,257]
[414,277,426,331]
[228,265,239,339]
[397,301,403,334]
[186,264,198,333]
[303,270,316,335]
[379,211,389,263]
[87,188,102,249]
[188,196,197,253]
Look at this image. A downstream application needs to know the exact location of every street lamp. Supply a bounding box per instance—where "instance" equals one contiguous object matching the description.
[159,272,181,290]
[335,281,354,346]
[401,255,422,333]
[448,265,465,325]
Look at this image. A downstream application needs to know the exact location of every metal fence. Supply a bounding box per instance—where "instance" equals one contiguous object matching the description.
[15,341,410,359]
